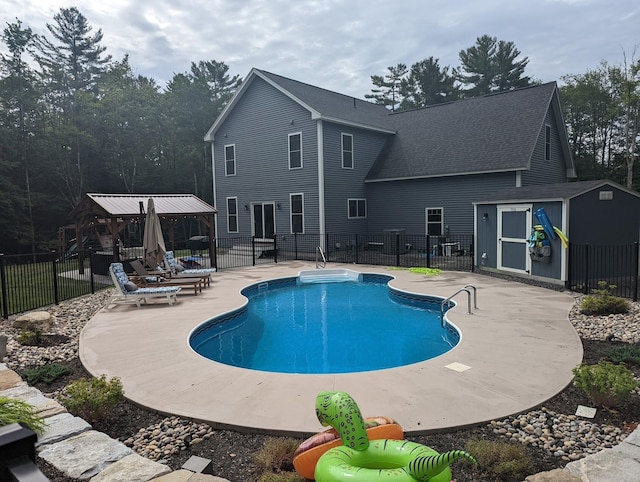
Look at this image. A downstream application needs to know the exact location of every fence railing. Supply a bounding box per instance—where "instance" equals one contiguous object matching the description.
[0,233,474,318]
[567,242,639,301]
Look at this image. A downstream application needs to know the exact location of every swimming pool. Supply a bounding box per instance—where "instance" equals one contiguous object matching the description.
[189,270,460,374]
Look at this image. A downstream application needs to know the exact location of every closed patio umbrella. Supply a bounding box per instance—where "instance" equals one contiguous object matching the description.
[143,198,166,265]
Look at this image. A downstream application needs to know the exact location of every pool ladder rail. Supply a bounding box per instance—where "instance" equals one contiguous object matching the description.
[440,285,477,326]
[316,246,326,269]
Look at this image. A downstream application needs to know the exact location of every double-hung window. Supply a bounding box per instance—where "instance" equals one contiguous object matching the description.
[225,144,236,176]
[290,193,304,233]
[426,208,443,235]
[289,132,302,169]
[342,133,353,169]
[226,197,238,233]
[348,198,366,219]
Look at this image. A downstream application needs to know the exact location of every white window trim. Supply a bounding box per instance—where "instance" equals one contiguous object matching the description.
[341,133,354,169]
[288,132,303,170]
[425,207,444,236]
[347,198,366,219]
[290,192,305,234]
[224,144,236,176]
[226,197,239,233]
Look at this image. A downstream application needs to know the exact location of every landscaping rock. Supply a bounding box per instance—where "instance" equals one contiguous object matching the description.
[13,311,55,332]
[89,453,172,481]
[38,430,132,479]
[36,412,91,447]
[565,445,640,482]
[525,468,582,481]
[0,366,25,390]
[0,384,67,418]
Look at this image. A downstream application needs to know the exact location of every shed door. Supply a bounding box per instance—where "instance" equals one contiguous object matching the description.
[497,204,532,274]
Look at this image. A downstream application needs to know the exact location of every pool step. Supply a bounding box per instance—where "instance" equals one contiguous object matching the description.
[298,269,362,283]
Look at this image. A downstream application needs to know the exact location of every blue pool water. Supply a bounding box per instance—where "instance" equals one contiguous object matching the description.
[189,273,459,374]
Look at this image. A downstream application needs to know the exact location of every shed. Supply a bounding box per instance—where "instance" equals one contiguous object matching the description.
[474,180,640,285]
[69,193,217,272]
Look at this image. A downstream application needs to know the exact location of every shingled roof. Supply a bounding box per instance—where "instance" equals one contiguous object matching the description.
[204,69,573,181]
[366,82,565,181]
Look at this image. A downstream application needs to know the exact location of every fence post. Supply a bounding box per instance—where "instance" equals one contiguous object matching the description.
[354,234,359,264]
[470,235,475,272]
[294,233,298,260]
[273,236,278,263]
[51,251,59,305]
[634,241,639,302]
[426,236,431,269]
[584,244,590,294]
[252,236,256,266]
[0,254,8,319]
[88,247,95,294]
[395,233,400,267]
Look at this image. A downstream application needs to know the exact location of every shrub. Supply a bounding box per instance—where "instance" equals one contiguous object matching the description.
[580,282,630,315]
[59,375,124,423]
[606,345,640,366]
[465,438,534,480]
[0,397,46,434]
[22,363,72,385]
[572,361,638,408]
[254,437,300,474]
[17,328,42,346]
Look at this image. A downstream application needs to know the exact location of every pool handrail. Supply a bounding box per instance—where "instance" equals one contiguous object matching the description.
[316,246,326,269]
[440,284,477,326]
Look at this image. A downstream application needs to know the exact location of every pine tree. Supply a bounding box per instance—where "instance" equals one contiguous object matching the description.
[365,63,407,111]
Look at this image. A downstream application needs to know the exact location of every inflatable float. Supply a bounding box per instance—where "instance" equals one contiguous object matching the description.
[313,391,475,482]
[293,416,403,480]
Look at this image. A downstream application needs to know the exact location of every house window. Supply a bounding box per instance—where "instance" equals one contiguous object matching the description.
[290,193,304,233]
[545,125,551,161]
[289,132,302,169]
[348,198,366,218]
[426,208,443,235]
[226,197,238,233]
[342,133,353,169]
[225,144,236,176]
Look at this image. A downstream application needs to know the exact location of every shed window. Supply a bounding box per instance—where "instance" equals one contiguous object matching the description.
[289,132,302,169]
[225,144,236,176]
[348,198,366,218]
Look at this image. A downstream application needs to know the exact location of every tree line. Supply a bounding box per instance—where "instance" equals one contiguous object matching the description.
[0,9,638,254]
[366,35,639,196]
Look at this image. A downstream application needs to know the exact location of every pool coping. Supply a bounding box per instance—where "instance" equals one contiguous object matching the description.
[79,262,582,436]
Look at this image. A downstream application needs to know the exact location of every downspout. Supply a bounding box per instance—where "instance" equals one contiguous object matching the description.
[317,120,326,250]
[210,140,217,238]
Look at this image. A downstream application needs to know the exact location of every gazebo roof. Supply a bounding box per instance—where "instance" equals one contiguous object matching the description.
[71,193,216,220]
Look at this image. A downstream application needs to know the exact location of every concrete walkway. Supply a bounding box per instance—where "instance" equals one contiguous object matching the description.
[80,262,583,435]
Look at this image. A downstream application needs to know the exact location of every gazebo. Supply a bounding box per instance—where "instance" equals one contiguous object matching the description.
[68,193,217,272]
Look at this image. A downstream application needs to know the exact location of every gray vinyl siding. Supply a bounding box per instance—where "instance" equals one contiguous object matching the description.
[570,186,640,244]
[366,172,517,235]
[213,77,319,237]
[521,108,567,185]
[322,123,390,235]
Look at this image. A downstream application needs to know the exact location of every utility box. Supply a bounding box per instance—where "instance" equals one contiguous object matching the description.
[383,229,407,255]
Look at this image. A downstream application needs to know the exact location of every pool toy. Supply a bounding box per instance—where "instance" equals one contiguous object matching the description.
[313,391,476,481]
[534,207,557,240]
[293,416,404,480]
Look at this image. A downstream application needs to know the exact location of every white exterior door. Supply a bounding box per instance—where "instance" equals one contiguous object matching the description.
[497,204,532,275]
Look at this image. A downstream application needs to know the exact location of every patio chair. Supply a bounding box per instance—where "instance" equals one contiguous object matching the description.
[146,256,211,287]
[164,251,217,277]
[128,259,206,296]
[108,263,180,308]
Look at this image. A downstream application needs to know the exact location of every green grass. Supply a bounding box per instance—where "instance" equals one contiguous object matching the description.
[0,257,111,316]
[389,266,442,276]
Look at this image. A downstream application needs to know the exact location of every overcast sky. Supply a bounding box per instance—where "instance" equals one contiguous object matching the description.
[1,0,638,98]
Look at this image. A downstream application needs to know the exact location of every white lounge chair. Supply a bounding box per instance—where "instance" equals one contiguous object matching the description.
[164,251,217,277]
[108,262,180,308]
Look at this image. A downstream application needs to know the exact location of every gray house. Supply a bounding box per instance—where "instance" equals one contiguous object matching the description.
[203,69,575,247]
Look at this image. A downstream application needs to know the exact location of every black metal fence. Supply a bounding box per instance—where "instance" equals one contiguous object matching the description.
[567,242,639,301]
[0,251,112,319]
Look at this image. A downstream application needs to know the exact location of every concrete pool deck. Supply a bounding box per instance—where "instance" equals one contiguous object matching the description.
[80,262,582,436]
